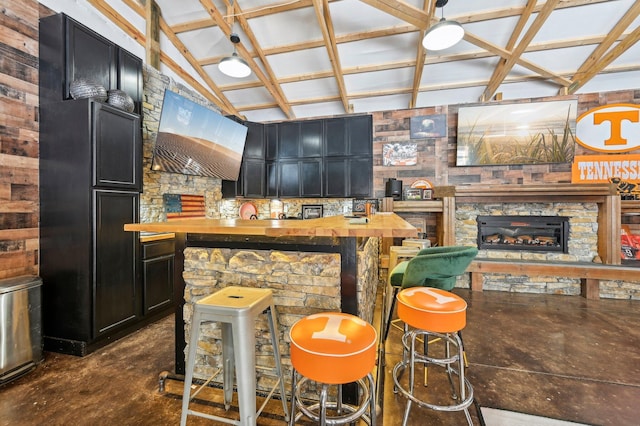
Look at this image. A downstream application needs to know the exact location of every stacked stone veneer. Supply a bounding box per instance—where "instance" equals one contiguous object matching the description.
[456,202,599,295]
[141,65,224,222]
[456,202,640,299]
[181,237,378,390]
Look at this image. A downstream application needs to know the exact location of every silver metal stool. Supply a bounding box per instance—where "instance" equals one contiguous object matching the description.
[180,286,289,425]
[392,287,474,425]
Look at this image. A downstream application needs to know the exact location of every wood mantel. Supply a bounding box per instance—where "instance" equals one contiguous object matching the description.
[455,183,620,265]
[384,183,621,265]
[455,183,617,203]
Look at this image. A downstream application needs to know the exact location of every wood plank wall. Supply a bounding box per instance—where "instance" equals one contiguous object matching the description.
[0,1,40,279]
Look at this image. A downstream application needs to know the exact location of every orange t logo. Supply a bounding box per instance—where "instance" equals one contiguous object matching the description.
[594,110,639,146]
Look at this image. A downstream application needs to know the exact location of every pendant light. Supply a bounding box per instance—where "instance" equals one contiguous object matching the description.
[422,0,464,51]
[219,33,251,78]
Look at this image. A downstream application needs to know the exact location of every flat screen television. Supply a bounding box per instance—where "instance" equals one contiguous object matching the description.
[151,89,248,180]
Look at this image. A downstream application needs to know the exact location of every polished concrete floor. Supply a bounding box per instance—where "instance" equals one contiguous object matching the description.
[1,289,639,425]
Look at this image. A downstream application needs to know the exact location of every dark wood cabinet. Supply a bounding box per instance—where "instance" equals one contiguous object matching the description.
[266,162,278,197]
[94,190,140,336]
[39,13,143,115]
[325,159,348,197]
[279,161,301,197]
[141,239,175,315]
[222,115,372,199]
[38,17,162,355]
[278,122,300,159]
[324,115,372,157]
[325,157,372,198]
[243,121,265,159]
[117,48,144,116]
[323,115,373,197]
[301,160,323,197]
[243,159,266,198]
[301,120,323,157]
[93,102,142,190]
[266,123,278,160]
[40,99,145,355]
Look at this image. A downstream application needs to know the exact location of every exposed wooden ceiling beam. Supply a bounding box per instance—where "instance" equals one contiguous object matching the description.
[568,24,640,94]
[312,0,349,112]
[120,0,239,115]
[198,0,295,119]
[144,0,160,69]
[566,0,640,94]
[358,0,430,30]
[481,0,537,101]
[409,0,436,109]
[480,0,560,101]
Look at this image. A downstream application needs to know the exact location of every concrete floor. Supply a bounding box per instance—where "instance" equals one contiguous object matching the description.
[1,289,639,425]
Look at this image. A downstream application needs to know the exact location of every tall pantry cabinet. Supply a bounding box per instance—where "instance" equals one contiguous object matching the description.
[39,13,153,355]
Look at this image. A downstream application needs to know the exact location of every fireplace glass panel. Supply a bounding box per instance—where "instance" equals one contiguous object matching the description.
[477,215,570,253]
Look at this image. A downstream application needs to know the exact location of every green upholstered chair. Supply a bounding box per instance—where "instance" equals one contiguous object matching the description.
[383,245,478,343]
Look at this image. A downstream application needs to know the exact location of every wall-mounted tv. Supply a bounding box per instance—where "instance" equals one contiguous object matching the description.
[151,89,248,180]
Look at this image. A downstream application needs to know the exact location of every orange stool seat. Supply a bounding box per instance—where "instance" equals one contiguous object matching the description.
[289,312,378,426]
[397,287,467,333]
[290,312,377,384]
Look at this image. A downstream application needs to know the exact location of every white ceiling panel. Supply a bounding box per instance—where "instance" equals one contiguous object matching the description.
[281,77,340,102]
[43,0,640,122]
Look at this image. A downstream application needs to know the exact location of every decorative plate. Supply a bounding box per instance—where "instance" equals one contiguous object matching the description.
[410,179,433,189]
[239,202,257,220]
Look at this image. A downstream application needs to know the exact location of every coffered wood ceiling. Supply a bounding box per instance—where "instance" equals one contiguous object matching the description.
[42,0,640,122]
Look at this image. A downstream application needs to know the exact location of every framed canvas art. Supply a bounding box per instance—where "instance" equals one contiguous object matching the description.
[456,100,577,166]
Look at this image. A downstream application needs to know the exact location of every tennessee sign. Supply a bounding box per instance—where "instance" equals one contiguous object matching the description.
[572,154,640,183]
[576,103,640,152]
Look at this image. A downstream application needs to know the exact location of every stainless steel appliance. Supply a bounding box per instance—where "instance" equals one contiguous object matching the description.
[0,275,42,385]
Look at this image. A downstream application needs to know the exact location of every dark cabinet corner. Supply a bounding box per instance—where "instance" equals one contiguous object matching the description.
[142,239,175,315]
[232,114,372,198]
[243,121,265,159]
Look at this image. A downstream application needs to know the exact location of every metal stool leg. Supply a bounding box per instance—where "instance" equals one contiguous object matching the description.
[383,286,400,342]
[289,370,298,426]
[266,305,289,421]
[232,314,257,425]
[221,322,235,411]
[180,309,202,426]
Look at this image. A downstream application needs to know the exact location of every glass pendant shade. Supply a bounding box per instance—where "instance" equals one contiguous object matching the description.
[218,52,251,78]
[422,18,464,51]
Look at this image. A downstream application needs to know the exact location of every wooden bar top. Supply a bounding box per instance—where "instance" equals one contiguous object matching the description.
[124,212,417,238]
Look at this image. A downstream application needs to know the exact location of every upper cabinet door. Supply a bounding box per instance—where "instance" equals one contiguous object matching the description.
[347,115,373,156]
[278,122,300,159]
[324,118,347,156]
[265,123,278,160]
[324,115,372,157]
[301,120,323,157]
[243,121,265,159]
[92,103,141,190]
[66,18,117,97]
[117,49,143,116]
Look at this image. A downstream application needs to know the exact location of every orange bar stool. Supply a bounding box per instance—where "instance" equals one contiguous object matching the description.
[180,286,289,426]
[392,287,474,425]
[289,312,377,425]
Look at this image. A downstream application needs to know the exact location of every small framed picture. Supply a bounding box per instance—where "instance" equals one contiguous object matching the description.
[422,189,433,200]
[404,188,422,200]
[352,198,379,214]
[302,204,323,219]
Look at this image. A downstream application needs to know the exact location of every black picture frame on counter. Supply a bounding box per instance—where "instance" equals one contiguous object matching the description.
[302,204,323,219]
[352,198,379,214]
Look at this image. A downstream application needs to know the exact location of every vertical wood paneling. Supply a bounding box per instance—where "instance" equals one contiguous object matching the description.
[0,0,39,279]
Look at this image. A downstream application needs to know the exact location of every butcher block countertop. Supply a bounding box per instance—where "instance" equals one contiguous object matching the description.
[125,213,417,239]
